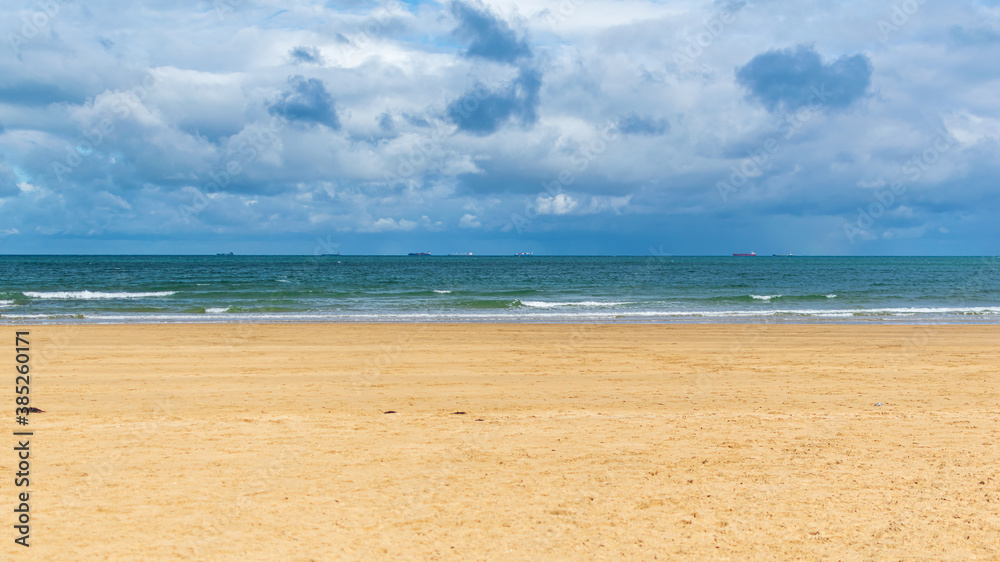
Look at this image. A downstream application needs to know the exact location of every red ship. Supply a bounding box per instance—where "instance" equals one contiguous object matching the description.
[732,251,757,256]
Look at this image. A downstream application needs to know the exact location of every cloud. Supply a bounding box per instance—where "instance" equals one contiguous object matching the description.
[616,113,669,136]
[735,45,872,112]
[360,217,418,232]
[289,46,325,65]
[447,67,541,135]
[377,112,396,132]
[715,0,747,14]
[0,81,88,107]
[0,158,18,197]
[535,193,578,215]
[0,0,997,255]
[450,1,532,63]
[458,213,481,227]
[949,25,1000,46]
[268,76,340,129]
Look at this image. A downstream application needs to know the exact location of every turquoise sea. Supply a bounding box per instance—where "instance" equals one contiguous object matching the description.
[1,255,998,324]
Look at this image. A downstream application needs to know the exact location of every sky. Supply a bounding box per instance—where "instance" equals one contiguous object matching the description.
[1,0,999,255]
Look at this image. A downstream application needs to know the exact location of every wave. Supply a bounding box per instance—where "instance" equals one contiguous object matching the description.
[433,289,452,294]
[702,294,843,303]
[4,305,1000,324]
[0,300,14,307]
[750,294,837,301]
[451,299,519,309]
[519,300,634,308]
[23,290,176,300]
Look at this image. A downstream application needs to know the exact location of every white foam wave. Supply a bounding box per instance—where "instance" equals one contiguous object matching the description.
[205,307,230,314]
[4,306,1000,325]
[23,291,176,300]
[433,290,452,294]
[0,300,14,307]
[826,294,837,298]
[750,295,781,301]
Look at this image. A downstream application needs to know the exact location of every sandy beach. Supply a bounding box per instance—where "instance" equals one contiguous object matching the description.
[3,323,999,560]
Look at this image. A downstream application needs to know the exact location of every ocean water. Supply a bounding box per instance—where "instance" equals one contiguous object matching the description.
[1,255,998,324]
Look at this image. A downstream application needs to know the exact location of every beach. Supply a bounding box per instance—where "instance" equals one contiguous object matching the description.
[5,323,999,559]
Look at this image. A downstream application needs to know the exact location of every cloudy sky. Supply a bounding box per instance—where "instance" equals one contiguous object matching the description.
[1,0,998,255]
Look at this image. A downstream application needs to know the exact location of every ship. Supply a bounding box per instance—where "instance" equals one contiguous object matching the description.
[407,252,431,256]
[516,252,533,257]
[732,251,756,257]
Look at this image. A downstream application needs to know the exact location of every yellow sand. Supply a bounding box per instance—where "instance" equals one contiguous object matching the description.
[2,323,999,560]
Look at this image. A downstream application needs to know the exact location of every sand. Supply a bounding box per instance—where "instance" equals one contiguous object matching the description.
[2,323,999,560]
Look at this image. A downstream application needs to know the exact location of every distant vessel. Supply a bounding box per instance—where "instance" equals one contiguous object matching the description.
[732,252,756,257]
[772,253,794,257]
[216,252,234,256]
[516,252,533,257]
[408,252,431,256]
[449,252,474,256]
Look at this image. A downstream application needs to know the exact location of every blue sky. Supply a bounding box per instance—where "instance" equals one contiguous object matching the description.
[1,0,999,255]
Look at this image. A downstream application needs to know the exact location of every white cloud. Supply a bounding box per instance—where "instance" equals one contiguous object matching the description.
[360,217,418,232]
[459,213,481,228]
[535,193,578,215]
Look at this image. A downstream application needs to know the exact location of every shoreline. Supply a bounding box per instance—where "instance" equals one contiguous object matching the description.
[6,323,999,559]
[6,316,1000,326]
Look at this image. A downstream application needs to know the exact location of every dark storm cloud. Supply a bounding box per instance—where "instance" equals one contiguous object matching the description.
[268,75,340,129]
[446,67,541,135]
[450,1,532,63]
[735,45,872,112]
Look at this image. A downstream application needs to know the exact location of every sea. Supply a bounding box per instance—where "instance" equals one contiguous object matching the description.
[1,255,998,324]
